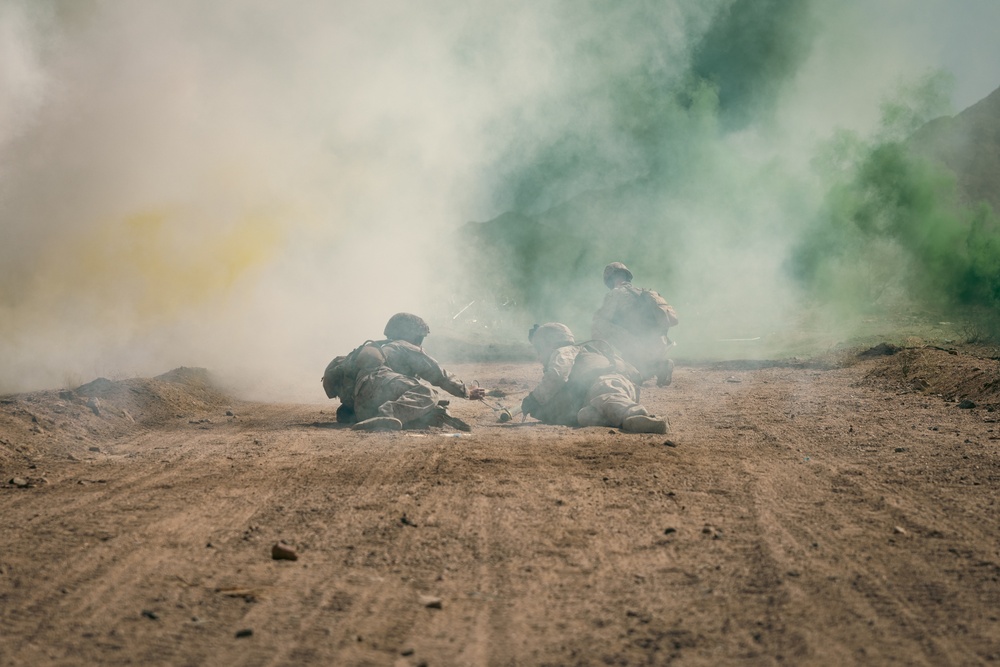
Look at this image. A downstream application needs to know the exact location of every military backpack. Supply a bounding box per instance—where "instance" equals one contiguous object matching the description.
[321,340,388,404]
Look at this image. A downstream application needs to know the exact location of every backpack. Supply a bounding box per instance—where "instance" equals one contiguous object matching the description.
[629,287,678,334]
[573,340,643,386]
[533,342,644,425]
[321,341,387,402]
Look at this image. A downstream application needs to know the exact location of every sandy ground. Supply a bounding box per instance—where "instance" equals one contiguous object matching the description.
[2,346,1000,666]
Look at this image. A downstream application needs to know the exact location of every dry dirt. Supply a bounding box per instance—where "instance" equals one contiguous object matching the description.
[2,346,1000,666]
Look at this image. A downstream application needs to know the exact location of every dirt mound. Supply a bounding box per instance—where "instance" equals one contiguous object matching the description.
[860,343,1000,409]
[0,367,236,467]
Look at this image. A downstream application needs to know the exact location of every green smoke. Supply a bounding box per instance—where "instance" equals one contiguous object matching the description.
[450,2,1000,354]
[458,0,821,333]
[690,0,818,131]
[485,0,816,216]
[791,72,1000,326]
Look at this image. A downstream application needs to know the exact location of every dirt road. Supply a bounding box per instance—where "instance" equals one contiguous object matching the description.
[2,347,1000,665]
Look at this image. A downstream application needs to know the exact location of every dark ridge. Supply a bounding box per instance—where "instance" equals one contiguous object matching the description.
[689,359,838,372]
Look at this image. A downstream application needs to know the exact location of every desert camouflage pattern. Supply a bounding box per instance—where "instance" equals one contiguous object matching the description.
[322,341,388,408]
[353,340,469,425]
[582,374,644,425]
[525,342,645,427]
[592,282,674,381]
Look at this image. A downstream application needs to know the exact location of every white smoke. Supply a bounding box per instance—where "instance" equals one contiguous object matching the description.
[0,0,997,397]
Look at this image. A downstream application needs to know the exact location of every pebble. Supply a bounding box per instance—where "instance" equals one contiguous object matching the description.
[271,542,299,561]
[958,400,976,409]
[419,595,443,609]
[235,628,253,638]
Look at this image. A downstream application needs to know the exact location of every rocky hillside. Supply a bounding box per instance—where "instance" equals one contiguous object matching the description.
[909,85,1000,213]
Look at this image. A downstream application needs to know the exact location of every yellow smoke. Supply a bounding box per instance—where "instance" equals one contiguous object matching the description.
[19,206,284,331]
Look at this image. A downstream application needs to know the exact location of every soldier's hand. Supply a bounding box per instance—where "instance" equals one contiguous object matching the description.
[521,393,541,417]
[468,386,486,401]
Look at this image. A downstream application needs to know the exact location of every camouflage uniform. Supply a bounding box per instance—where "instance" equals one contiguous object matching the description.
[523,335,658,430]
[322,313,473,431]
[353,340,471,425]
[523,322,667,433]
[592,262,677,386]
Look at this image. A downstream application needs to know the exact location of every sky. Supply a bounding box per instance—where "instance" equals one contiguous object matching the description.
[1,0,998,398]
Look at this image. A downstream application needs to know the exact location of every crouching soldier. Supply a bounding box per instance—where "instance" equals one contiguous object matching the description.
[520,323,668,434]
[592,262,678,386]
[322,313,485,431]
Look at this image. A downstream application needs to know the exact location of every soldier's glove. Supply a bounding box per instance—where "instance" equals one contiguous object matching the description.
[521,393,541,417]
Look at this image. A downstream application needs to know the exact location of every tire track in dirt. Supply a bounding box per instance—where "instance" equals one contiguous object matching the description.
[716,364,1000,665]
[4,359,1000,665]
[0,421,306,665]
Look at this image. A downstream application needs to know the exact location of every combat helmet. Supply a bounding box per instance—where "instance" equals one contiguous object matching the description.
[384,312,430,345]
[528,322,575,358]
[603,262,633,289]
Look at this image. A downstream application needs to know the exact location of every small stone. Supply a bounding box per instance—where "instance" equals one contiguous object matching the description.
[141,609,159,620]
[88,446,101,453]
[401,648,415,656]
[10,478,29,488]
[663,440,677,448]
[958,399,976,409]
[235,628,253,638]
[87,397,101,416]
[894,447,906,453]
[271,542,299,561]
[122,410,135,423]
[226,410,235,417]
[419,594,443,609]
[663,527,677,535]
[893,526,907,535]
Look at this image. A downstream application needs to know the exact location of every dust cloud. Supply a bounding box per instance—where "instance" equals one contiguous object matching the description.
[1,1,998,397]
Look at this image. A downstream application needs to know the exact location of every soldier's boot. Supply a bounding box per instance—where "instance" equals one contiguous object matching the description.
[621,415,669,434]
[438,408,471,432]
[336,403,357,424]
[656,359,675,387]
[411,406,471,432]
[352,416,403,431]
[577,406,605,427]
